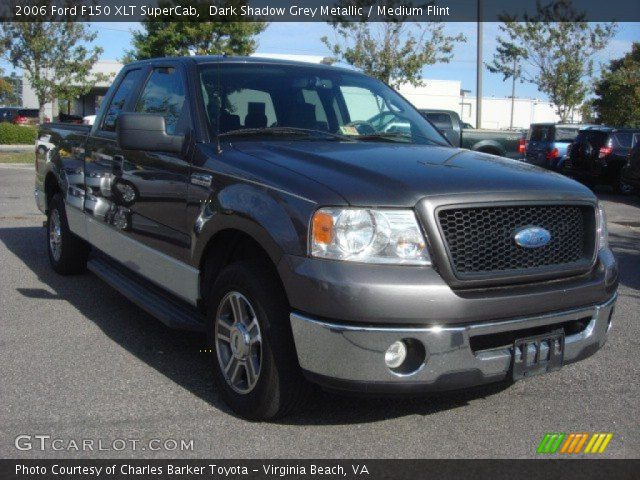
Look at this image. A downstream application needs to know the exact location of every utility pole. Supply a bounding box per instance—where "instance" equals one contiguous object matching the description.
[510,56,516,129]
[476,0,483,129]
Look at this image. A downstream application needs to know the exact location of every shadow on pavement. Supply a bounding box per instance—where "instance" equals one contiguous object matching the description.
[596,191,640,209]
[0,225,531,426]
[609,230,640,291]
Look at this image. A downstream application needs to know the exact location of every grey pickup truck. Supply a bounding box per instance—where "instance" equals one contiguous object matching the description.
[35,57,618,420]
[420,109,525,159]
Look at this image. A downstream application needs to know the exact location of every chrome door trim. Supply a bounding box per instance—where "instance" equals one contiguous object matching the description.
[66,208,199,305]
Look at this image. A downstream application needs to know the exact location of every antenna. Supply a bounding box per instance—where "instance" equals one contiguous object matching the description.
[215,58,222,155]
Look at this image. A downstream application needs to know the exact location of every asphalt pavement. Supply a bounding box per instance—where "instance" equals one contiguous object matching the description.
[0,164,638,459]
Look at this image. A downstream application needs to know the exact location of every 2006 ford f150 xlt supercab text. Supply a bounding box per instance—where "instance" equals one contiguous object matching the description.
[35,57,618,420]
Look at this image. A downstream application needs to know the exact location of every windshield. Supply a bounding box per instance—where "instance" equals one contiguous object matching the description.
[198,63,448,145]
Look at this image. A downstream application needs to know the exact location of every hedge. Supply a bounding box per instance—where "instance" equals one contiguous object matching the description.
[0,123,37,144]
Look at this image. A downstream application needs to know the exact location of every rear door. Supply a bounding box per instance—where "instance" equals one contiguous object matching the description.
[569,130,608,176]
[83,66,145,227]
[611,132,637,160]
[525,125,551,166]
[552,127,579,161]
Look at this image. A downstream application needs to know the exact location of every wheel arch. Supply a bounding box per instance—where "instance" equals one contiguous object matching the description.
[197,225,290,309]
[472,141,506,157]
[44,170,62,212]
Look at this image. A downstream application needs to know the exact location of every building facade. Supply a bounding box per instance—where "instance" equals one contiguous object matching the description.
[21,60,121,120]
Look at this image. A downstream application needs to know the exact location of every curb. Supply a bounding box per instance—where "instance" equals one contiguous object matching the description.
[0,144,34,152]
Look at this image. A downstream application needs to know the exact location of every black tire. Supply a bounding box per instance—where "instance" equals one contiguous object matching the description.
[613,172,633,195]
[205,259,310,420]
[46,193,90,275]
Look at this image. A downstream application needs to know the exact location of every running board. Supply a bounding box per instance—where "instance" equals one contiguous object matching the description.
[87,252,206,332]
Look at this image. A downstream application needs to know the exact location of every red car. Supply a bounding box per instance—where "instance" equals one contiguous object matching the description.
[0,107,49,125]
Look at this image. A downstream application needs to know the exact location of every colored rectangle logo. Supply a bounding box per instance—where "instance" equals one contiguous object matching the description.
[537,433,613,454]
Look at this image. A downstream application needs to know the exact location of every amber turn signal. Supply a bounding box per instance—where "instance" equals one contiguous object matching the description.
[312,211,334,245]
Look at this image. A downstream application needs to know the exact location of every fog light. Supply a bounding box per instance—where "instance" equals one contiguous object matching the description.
[385,341,407,368]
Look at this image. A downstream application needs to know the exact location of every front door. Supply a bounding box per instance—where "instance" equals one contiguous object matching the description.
[115,64,192,262]
[83,63,197,303]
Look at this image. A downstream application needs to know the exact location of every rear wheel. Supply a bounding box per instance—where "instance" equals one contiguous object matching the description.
[613,173,633,195]
[47,194,90,274]
[206,259,310,420]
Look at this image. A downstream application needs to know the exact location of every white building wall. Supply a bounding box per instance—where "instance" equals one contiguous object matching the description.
[396,81,573,129]
[397,80,462,112]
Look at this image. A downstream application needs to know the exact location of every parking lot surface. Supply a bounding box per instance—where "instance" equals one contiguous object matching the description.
[1,164,638,458]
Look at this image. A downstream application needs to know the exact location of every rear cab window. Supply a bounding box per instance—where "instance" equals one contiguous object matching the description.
[225,88,277,130]
[528,125,551,142]
[612,132,639,148]
[554,128,579,143]
[424,112,453,130]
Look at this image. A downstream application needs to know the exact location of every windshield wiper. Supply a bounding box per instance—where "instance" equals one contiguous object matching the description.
[354,131,447,146]
[218,127,352,141]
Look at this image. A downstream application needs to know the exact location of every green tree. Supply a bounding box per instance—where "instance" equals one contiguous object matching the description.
[579,99,597,124]
[125,0,267,61]
[321,2,465,89]
[0,76,11,103]
[593,43,640,127]
[494,1,615,122]
[486,43,527,129]
[0,22,105,122]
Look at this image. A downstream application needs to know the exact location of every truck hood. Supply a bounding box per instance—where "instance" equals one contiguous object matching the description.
[234,141,594,206]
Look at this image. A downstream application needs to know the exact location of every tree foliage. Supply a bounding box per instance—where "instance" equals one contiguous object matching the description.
[0,21,105,122]
[0,68,21,106]
[321,2,465,89]
[593,43,640,127]
[486,43,526,84]
[493,0,615,122]
[125,0,267,61]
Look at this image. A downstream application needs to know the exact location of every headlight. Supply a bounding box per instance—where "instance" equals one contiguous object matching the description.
[596,203,609,251]
[310,208,430,265]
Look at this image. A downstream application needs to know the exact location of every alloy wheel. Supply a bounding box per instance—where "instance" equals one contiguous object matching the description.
[215,291,262,394]
[49,209,62,262]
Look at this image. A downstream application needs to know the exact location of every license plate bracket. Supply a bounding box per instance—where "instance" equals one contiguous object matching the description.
[512,329,565,380]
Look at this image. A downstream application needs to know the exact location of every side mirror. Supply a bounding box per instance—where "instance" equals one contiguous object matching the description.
[117,112,184,154]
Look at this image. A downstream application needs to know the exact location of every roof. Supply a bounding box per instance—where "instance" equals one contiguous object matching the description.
[126,55,355,74]
[529,123,593,128]
[578,126,640,133]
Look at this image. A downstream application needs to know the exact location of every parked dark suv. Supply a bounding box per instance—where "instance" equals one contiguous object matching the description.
[563,127,640,194]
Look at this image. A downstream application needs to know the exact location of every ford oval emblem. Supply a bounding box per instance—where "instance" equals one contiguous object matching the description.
[514,226,551,249]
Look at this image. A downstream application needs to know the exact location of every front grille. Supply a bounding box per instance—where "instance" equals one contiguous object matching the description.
[437,205,595,278]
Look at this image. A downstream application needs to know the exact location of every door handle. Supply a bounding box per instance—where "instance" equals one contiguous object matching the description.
[190,173,212,187]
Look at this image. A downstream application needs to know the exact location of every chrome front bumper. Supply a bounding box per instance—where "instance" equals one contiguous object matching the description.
[290,294,616,391]
[34,186,46,214]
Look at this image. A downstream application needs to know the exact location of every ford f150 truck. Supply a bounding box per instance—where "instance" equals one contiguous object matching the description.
[35,57,618,420]
[419,109,525,159]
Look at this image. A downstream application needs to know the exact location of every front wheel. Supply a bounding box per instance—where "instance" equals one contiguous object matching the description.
[47,194,90,274]
[206,260,310,420]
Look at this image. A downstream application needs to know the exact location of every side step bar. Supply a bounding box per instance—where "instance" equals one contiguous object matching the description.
[87,252,207,332]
